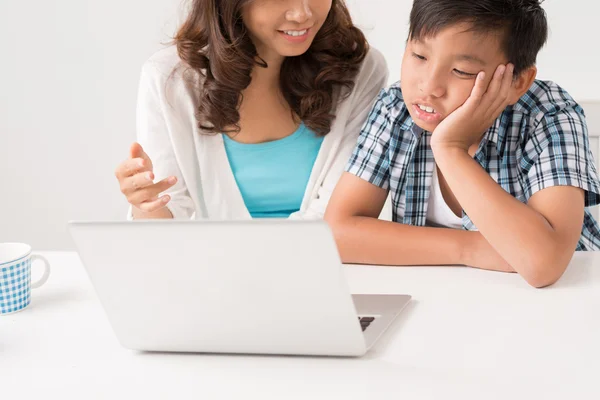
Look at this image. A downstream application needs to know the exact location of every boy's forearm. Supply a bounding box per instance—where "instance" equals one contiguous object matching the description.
[329,216,475,266]
[434,147,564,283]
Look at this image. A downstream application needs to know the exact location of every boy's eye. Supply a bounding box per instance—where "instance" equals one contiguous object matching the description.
[454,69,477,78]
[412,52,426,61]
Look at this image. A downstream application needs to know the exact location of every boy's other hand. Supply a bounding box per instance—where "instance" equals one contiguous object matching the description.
[464,231,515,273]
[431,63,514,152]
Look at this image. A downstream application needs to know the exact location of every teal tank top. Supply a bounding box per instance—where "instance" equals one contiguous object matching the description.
[223,123,324,218]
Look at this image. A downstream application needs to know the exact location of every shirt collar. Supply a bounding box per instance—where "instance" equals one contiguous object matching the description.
[399,115,423,139]
[410,123,424,138]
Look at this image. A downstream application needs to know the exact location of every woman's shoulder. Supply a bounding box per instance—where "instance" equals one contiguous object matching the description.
[359,46,388,77]
[341,46,388,99]
[141,45,203,87]
[142,46,180,77]
[335,46,389,107]
[341,46,388,94]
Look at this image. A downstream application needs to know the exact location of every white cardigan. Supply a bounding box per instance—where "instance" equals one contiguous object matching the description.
[130,46,388,220]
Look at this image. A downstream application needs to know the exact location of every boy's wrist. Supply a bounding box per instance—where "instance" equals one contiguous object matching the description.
[431,142,470,160]
[458,230,483,267]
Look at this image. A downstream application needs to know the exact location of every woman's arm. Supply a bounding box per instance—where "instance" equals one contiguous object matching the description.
[127,57,195,220]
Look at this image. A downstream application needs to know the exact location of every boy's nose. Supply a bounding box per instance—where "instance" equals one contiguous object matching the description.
[418,81,446,99]
[418,70,447,98]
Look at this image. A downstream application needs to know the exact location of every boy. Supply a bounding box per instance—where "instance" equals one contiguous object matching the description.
[324,0,600,288]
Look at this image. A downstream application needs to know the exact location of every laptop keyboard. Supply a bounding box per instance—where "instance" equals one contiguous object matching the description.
[358,316,375,332]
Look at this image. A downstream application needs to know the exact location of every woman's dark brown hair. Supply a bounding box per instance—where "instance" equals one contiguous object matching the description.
[174,0,368,136]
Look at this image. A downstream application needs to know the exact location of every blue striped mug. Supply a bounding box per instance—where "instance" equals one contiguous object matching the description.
[0,243,51,315]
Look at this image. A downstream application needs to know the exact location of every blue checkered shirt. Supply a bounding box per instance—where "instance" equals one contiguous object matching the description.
[346,80,600,250]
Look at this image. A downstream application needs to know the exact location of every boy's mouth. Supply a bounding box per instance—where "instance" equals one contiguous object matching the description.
[417,103,436,114]
[412,103,443,124]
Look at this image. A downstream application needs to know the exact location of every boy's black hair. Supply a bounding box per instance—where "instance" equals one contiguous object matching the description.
[409,0,548,75]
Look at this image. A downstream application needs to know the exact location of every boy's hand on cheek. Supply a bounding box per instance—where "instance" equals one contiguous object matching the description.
[430,64,514,153]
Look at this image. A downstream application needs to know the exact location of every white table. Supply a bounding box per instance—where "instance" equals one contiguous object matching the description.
[2,252,599,399]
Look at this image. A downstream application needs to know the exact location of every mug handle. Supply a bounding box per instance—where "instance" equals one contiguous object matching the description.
[30,254,51,289]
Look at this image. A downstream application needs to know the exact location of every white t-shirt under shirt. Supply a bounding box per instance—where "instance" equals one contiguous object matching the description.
[426,165,463,229]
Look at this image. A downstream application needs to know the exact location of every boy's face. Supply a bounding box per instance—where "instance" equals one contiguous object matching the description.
[401,23,510,133]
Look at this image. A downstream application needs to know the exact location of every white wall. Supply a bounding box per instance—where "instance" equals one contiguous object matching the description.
[1,0,599,250]
[0,0,182,250]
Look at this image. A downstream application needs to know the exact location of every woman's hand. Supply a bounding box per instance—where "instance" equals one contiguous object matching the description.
[115,142,177,213]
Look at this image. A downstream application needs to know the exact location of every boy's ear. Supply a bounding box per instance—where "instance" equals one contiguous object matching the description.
[508,66,537,105]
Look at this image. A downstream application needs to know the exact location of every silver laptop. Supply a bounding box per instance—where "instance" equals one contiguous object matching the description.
[68,220,411,357]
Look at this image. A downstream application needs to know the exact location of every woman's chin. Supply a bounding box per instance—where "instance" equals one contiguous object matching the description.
[277,46,312,58]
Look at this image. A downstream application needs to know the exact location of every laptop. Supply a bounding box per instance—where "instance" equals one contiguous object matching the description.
[68,220,411,357]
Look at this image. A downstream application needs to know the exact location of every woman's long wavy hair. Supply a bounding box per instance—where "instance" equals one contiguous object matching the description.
[174,0,368,136]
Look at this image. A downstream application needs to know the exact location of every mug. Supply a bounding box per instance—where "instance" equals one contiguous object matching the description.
[0,243,51,315]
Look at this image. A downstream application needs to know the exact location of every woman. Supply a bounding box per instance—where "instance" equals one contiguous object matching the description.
[115,0,387,220]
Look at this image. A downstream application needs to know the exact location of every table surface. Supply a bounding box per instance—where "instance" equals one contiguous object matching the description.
[1,251,599,399]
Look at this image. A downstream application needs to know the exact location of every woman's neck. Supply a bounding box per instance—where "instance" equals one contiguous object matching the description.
[233,52,299,144]
[248,49,285,92]
[241,50,288,113]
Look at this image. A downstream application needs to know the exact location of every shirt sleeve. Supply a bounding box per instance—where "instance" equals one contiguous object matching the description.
[521,105,600,207]
[127,60,196,220]
[345,88,394,190]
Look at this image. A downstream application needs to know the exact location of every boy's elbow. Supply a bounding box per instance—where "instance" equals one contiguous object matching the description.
[525,272,560,289]
[324,211,363,264]
[521,255,569,288]
[324,211,349,242]
[324,209,342,229]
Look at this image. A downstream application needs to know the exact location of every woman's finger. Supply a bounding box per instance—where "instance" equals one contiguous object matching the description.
[127,176,177,205]
[137,195,171,213]
[120,171,155,195]
[115,158,150,180]
[130,142,152,163]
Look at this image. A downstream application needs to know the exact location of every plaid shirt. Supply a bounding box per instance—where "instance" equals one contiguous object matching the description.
[347,80,600,250]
